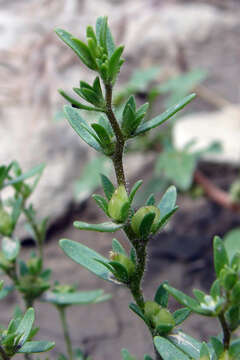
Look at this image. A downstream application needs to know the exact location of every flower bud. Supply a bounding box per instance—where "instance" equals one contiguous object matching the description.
[109,252,135,277]
[144,301,161,318]
[108,185,129,222]
[0,206,13,237]
[152,308,175,334]
[131,206,160,236]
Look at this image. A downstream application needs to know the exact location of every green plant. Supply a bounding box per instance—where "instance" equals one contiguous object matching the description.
[0,162,110,360]
[54,16,240,359]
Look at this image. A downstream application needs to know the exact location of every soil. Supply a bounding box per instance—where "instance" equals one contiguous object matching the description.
[1,161,240,360]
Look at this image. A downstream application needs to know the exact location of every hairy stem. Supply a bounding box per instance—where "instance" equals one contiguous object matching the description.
[58,307,73,360]
[218,312,231,350]
[105,83,126,187]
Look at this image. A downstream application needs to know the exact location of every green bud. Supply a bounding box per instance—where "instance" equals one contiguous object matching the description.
[27,257,42,276]
[0,206,13,237]
[152,308,175,334]
[144,301,161,318]
[108,185,129,222]
[110,252,135,277]
[131,206,160,236]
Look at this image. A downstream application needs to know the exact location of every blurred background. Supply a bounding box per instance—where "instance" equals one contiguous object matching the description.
[1,0,240,359]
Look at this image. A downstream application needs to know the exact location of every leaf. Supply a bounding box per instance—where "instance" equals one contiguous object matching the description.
[42,289,106,306]
[55,29,97,70]
[106,24,115,56]
[3,164,45,188]
[168,331,201,359]
[164,284,208,315]
[74,221,123,233]
[146,194,155,206]
[59,239,110,281]
[0,285,14,300]
[129,303,147,323]
[121,349,136,360]
[109,261,129,282]
[229,339,240,359]
[134,94,196,136]
[210,337,224,358]
[144,356,153,360]
[155,149,196,191]
[154,336,191,360]
[139,212,156,238]
[59,89,102,111]
[155,207,178,232]
[91,123,112,147]
[18,341,55,353]
[223,228,240,262]
[92,194,109,214]
[157,186,177,218]
[154,281,169,307]
[108,46,124,82]
[129,180,143,203]
[213,236,229,277]
[93,77,103,100]
[16,308,35,346]
[11,197,23,227]
[100,174,115,200]
[173,308,191,325]
[2,237,20,261]
[112,238,127,255]
[76,87,102,107]
[64,105,102,152]
[200,342,211,358]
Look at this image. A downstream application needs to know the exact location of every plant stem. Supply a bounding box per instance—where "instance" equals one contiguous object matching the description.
[0,346,9,360]
[57,307,73,360]
[23,208,44,261]
[105,83,126,187]
[218,312,231,350]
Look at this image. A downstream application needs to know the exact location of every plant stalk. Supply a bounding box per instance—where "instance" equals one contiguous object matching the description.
[218,312,231,350]
[58,307,73,360]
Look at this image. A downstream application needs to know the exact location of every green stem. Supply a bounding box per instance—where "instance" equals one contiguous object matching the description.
[218,312,231,350]
[57,307,73,360]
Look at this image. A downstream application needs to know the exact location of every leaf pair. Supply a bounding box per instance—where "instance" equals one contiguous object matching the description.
[121,95,149,138]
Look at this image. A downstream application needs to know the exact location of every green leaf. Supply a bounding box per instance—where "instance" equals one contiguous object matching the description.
[64,105,102,152]
[0,285,14,300]
[76,87,102,107]
[59,90,102,111]
[91,124,112,147]
[155,149,196,191]
[2,237,20,261]
[129,180,143,203]
[168,331,201,359]
[55,29,97,70]
[139,212,156,238]
[18,341,55,353]
[121,349,136,360]
[210,337,224,358]
[154,336,191,360]
[106,24,115,56]
[144,356,153,360]
[108,46,124,82]
[164,284,208,315]
[229,339,240,359]
[154,281,169,307]
[210,279,221,299]
[59,239,110,281]
[155,207,178,232]
[129,303,147,323]
[173,308,191,325]
[74,221,123,233]
[100,174,115,200]
[223,228,240,262]
[93,76,104,100]
[112,238,127,255]
[200,342,210,358]
[134,94,196,136]
[92,194,109,214]
[213,236,229,277]
[3,164,45,188]
[146,194,155,206]
[109,261,129,282]
[43,289,106,306]
[158,186,177,218]
[16,308,35,346]
[136,102,149,120]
